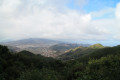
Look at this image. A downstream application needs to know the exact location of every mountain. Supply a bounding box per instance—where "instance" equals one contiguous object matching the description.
[0,38,62,57]
[49,43,90,56]
[76,45,119,63]
[88,43,104,48]
[50,43,80,52]
[50,43,90,51]
[1,38,61,47]
[0,38,90,57]
[58,44,104,60]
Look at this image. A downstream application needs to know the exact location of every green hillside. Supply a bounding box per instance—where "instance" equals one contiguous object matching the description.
[0,44,120,80]
[50,43,80,51]
[89,44,104,49]
[89,43,104,48]
[59,44,104,60]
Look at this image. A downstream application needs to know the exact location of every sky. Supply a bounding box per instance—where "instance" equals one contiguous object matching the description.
[0,0,120,46]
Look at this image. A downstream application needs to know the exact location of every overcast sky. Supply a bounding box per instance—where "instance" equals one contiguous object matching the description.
[0,0,120,46]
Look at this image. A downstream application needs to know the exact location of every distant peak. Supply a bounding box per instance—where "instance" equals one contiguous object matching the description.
[89,43,104,49]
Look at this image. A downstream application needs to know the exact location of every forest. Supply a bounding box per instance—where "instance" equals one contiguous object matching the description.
[0,45,120,80]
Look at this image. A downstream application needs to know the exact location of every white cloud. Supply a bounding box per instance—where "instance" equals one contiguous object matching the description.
[0,0,118,42]
[114,3,120,40]
[116,3,120,19]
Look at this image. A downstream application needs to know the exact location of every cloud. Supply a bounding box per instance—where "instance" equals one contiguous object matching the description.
[90,7,115,19]
[114,3,120,40]
[0,0,118,42]
[116,3,120,19]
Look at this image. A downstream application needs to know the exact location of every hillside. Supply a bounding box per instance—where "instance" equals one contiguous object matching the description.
[88,43,104,48]
[58,44,104,60]
[76,45,120,62]
[50,43,90,51]
[49,43,90,56]
[0,45,120,80]
[0,45,64,80]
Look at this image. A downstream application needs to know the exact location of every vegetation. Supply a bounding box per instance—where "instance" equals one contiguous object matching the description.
[88,43,104,49]
[0,44,120,80]
[59,44,104,61]
[50,43,79,51]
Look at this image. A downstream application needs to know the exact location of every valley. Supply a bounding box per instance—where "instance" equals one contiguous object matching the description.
[0,38,90,58]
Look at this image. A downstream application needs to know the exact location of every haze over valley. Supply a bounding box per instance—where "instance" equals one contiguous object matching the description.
[0,38,90,58]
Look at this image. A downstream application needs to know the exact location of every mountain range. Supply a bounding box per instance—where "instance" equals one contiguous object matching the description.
[0,38,90,57]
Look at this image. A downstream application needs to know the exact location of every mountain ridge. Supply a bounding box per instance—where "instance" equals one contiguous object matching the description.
[0,38,90,57]
[58,44,104,60]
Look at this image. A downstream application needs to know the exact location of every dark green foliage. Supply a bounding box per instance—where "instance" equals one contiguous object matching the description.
[0,45,64,80]
[74,55,120,80]
[0,45,10,59]
[76,45,120,63]
[1,44,120,80]
[18,68,62,80]
[65,45,120,80]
